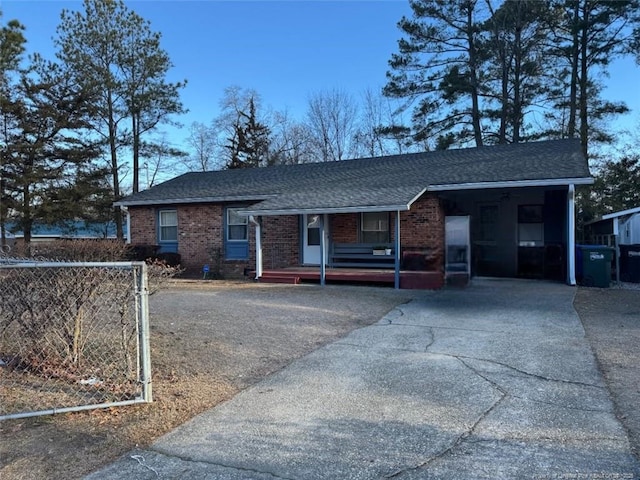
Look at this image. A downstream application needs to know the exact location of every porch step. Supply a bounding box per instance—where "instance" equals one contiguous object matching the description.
[259,275,301,285]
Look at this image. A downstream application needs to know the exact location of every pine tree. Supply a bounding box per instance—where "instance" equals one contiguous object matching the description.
[384,0,487,148]
[55,0,186,238]
[547,0,636,158]
[3,57,101,250]
[0,13,26,250]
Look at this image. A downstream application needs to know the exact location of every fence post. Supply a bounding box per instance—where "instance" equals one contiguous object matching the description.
[137,262,153,402]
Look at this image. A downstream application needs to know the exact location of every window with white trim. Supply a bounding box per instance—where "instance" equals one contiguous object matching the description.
[227,208,248,241]
[361,212,390,244]
[159,210,178,242]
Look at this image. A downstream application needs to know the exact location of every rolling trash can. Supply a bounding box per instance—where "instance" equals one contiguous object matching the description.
[577,245,614,288]
[619,244,640,283]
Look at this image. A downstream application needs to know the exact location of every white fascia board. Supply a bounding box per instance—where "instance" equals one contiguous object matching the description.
[602,205,640,220]
[114,195,274,207]
[427,177,593,191]
[240,204,412,217]
[406,187,428,207]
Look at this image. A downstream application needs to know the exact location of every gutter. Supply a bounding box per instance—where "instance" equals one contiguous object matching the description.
[428,177,593,191]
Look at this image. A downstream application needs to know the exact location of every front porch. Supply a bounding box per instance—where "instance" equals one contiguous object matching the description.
[258,266,447,289]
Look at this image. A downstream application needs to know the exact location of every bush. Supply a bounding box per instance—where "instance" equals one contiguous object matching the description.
[16,239,130,262]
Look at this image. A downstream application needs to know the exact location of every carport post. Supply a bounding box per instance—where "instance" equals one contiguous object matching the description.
[568,184,576,285]
[395,210,400,289]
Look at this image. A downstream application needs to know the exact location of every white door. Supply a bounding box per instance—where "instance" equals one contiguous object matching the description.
[302,214,325,265]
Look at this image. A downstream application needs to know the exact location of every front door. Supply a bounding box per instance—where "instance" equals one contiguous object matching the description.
[302,214,325,265]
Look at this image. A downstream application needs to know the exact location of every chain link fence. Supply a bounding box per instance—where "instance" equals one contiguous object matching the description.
[0,259,151,420]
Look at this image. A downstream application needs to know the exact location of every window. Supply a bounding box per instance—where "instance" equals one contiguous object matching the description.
[361,212,390,244]
[159,210,178,242]
[225,207,249,260]
[518,205,544,247]
[227,208,248,241]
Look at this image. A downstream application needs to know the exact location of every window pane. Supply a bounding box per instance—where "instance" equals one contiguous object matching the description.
[362,212,388,232]
[228,209,248,226]
[362,230,390,244]
[160,226,177,242]
[159,210,177,242]
[307,227,320,246]
[228,225,247,240]
[160,210,177,226]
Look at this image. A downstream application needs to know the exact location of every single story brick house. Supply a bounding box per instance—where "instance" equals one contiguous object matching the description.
[115,138,592,289]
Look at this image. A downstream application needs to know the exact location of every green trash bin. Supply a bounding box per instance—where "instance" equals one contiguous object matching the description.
[579,245,614,288]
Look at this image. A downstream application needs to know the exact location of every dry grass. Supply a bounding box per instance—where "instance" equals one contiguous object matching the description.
[0,280,412,479]
[0,327,238,480]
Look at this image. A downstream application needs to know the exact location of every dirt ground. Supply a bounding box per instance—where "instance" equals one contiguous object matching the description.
[1,280,638,480]
[573,285,640,460]
[0,280,414,480]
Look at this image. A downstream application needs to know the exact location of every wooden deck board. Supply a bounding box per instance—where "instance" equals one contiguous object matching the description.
[259,267,444,289]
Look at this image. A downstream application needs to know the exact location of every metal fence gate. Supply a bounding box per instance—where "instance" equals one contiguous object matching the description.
[0,260,152,420]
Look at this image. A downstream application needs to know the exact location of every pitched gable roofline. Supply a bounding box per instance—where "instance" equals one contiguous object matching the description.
[115,139,592,210]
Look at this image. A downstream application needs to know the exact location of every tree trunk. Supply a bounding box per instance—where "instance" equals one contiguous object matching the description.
[22,182,32,255]
[579,0,589,159]
[108,92,124,240]
[567,1,580,138]
[132,108,139,193]
[512,23,522,143]
[467,5,483,147]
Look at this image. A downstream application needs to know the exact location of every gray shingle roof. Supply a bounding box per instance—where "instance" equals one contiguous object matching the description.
[116,139,591,213]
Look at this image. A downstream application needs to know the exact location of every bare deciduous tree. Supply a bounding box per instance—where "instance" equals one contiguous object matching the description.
[306,88,359,161]
[184,121,217,171]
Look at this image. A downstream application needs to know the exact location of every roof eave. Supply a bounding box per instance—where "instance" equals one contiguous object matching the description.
[427,177,593,191]
[601,206,640,220]
[114,195,274,207]
[240,204,413,216]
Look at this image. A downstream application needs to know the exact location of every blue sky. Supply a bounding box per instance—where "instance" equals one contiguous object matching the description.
[2,0,639,154]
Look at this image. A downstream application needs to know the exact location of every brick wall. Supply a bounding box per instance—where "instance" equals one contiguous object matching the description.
[398,194,445,271]
[262,215,299,269]
[127,193,444,278]
[330,214,358,243]
[128,207,156,245]
[176,204,223,273]
[127,205,301,278]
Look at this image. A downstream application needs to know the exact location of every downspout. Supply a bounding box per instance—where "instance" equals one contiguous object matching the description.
[122,206,131,244]
[395,210,401,289]
[568,184,576,285]
[249,215,262,280]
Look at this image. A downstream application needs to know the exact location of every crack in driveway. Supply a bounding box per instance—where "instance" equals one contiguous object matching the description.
[383,354,508,479]
[145,449,296,480]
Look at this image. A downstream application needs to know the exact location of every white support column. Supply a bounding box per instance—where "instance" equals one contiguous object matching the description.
[568,184,576,285]
[319,215,326,286]
[613,217,620,283]
[250,216,262,280]
[395,210,401,289]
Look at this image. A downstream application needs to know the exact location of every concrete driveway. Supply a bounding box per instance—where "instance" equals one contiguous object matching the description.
[87,278,639,479]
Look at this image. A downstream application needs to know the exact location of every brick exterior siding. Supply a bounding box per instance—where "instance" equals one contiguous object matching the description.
[127,205,300,278]
[398,194,445,271]
[330,214,358,243]
[126,192,444,282]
